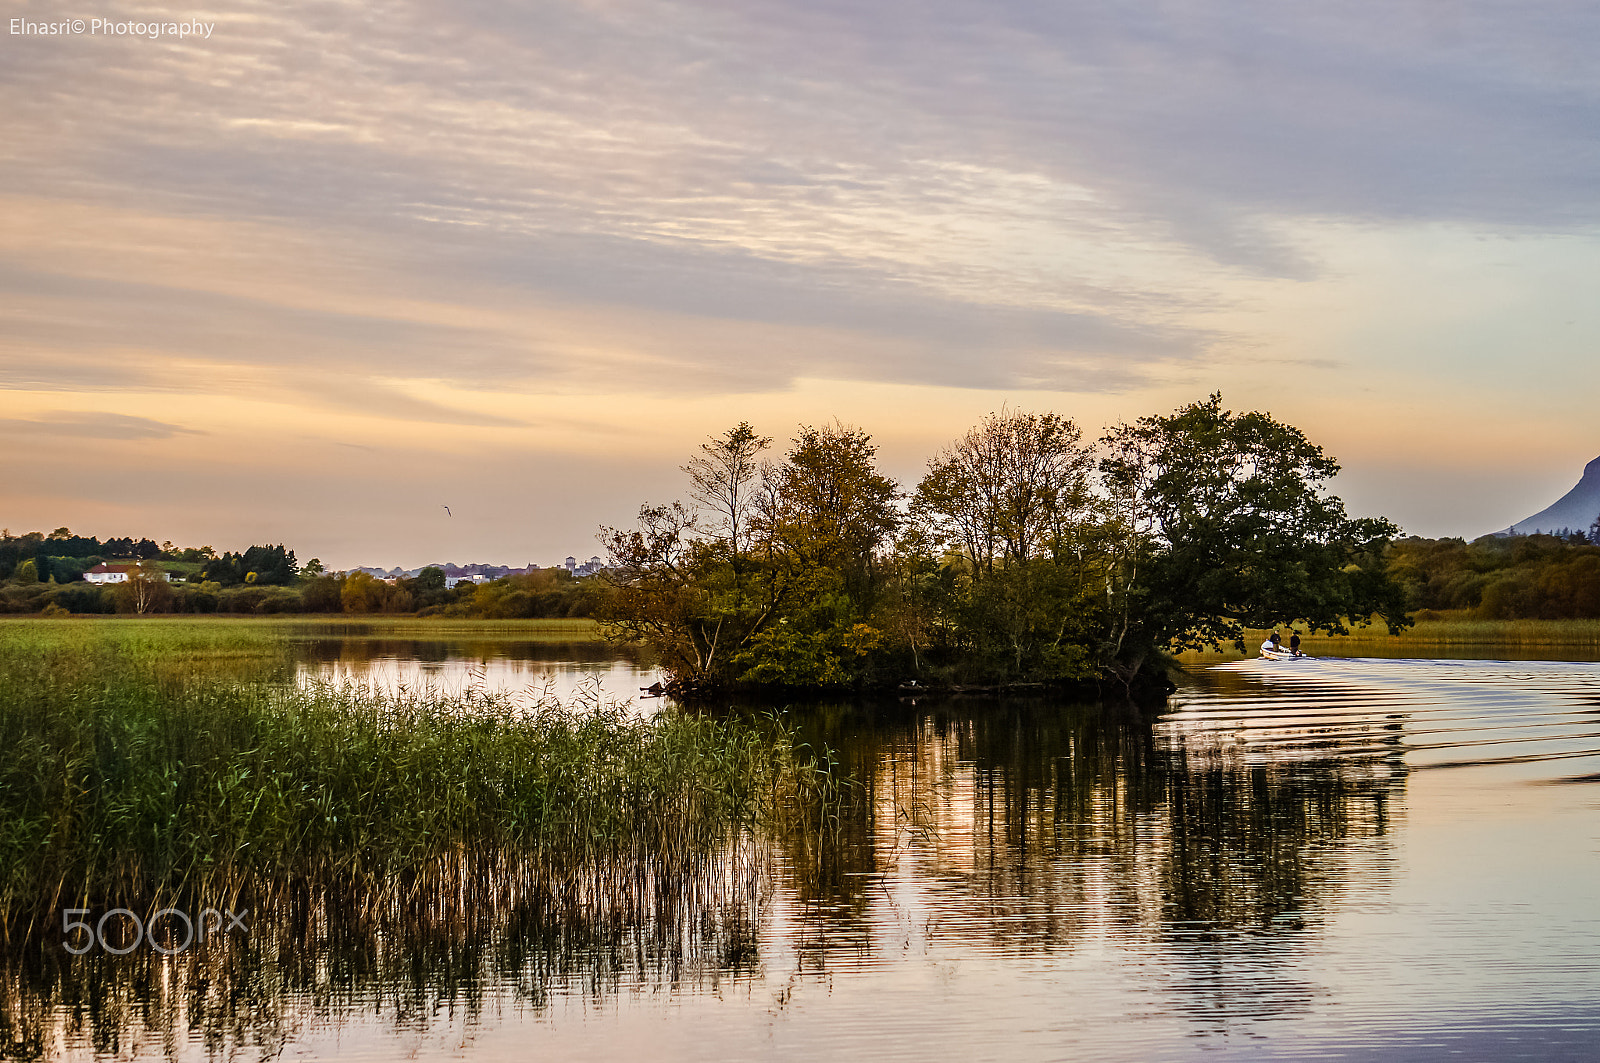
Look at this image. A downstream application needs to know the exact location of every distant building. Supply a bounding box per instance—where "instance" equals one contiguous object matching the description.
[560,555,605,576]
[445,574,490,589]
[84,564,169,585]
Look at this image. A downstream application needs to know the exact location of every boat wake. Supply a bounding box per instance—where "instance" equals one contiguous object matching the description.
[1162,657,1600,780]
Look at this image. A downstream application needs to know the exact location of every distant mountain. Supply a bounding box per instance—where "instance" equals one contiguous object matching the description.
[1494,455,1600,537]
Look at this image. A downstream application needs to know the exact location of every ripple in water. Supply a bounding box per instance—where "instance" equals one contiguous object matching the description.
[1169,657,1600,779]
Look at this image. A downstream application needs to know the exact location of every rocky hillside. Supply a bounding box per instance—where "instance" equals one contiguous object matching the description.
[1498,455,1600,537]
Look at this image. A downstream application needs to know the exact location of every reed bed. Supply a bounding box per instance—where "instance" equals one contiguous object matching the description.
[1360,616,1600,648]
[0,623,833,946]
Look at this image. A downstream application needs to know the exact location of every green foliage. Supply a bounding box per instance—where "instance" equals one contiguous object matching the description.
[1,530,162,582]
[607,399,1408,694]
[453,569,599,619]
[204,544,297,586]
[341,570,411,613]
[601,423,904,691]
[1388,533,1600,619]
[756,422,901,602]
[1100,394,1408,670]
[299,575,343,612]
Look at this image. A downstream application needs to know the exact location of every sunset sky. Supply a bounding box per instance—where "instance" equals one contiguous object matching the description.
[4,1,1598,568]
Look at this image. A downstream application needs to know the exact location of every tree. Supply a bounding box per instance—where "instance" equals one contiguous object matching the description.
[341,571,409,613]
[600,423,902,691]
[754,422,900,601]
[683,422,771,558]
[911,410,1102,681]
[116,562,172,615]
[240,544,298,585]
[915,409,1092,574]
[599,502,749,681]
[1099,394,1408,681]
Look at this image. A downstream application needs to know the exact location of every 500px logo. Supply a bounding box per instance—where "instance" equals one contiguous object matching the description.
[63,907,248,955]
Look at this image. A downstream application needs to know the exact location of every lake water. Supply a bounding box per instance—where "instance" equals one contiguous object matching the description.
[291,635,664,705]
[22,642,1600,1061]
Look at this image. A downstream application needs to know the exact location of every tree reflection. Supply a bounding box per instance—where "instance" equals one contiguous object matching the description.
[774,695,1402,1008]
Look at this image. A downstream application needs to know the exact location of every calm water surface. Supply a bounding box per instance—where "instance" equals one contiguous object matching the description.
[24,644,1600,1061]
[291,636,663,705]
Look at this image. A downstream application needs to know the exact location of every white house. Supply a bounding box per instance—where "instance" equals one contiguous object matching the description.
[84,563,170,585]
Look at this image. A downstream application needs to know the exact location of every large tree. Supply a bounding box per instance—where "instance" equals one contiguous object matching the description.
[1099,394,1408,681]
[600,422,902,691]
[914,409,1092,574]
[683,421,771,559]
[912,410,1100,680]
[598,502,755,682]
[754,422,900,601]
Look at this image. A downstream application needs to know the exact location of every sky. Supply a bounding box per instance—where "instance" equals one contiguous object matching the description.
[3,0,1598,568]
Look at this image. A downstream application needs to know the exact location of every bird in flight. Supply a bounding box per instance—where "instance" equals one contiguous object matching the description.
[441,505,452,517]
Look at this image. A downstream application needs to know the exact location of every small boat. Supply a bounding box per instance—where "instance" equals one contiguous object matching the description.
[1260,648,1313,661]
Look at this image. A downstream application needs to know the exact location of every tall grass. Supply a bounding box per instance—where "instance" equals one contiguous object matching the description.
[0,623,833,943]
[1364,616,1600,647]
[1179,616,1600,664]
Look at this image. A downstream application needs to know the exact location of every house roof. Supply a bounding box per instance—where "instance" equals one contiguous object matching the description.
[86,563,136,574]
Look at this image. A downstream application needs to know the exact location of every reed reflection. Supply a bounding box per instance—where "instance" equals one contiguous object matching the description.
[0,889,766,1060]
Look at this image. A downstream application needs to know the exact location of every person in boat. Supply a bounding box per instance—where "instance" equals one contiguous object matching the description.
[1261,630,1283,656]
[1289,632,1302,657]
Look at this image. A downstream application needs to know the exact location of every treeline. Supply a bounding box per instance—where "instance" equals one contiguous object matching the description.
[600,396,1408,697]
[1388,532,1600,619]
[1,566,601,618]
[1,528,602,618]
[333,568,604,618]
[0,529,276,584]
[1,528,172,581]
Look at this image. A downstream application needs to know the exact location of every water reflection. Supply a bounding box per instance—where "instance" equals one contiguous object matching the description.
[10,653,1600,1060]
[291,638,662,705]
[768,697,1397,1030]
[2,893,764,1061]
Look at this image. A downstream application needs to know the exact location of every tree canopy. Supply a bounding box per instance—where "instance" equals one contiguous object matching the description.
[601,398,1410,698]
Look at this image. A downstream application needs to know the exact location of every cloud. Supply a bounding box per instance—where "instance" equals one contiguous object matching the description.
[2,0,1599,547]
[7,0,1593,403]
[0,411,202,440]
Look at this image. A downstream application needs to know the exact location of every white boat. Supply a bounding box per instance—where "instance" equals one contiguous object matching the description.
[1260,647,1312,660]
